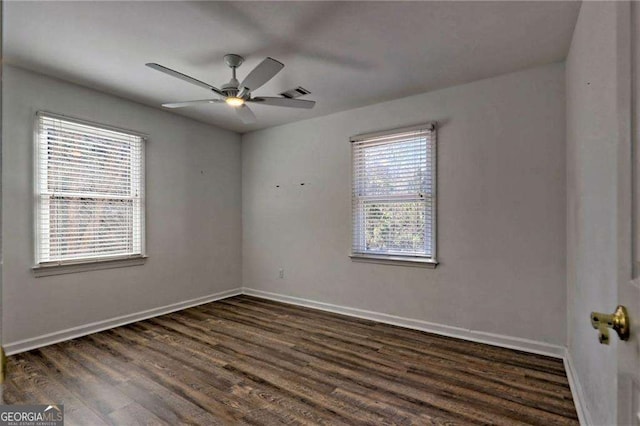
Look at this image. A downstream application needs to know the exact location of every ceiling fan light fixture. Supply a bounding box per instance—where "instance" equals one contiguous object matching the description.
[225,97,245,107]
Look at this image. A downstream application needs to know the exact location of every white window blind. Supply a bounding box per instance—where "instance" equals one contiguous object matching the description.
[351,123,436,260]
[35,112,145,266]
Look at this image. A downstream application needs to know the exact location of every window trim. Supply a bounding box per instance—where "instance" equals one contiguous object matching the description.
[350,122,438,266]
[32,255,148,277]
[33,111,148,273]
[349,254,438,268]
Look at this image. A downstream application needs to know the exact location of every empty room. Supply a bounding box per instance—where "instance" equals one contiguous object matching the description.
[0,1,639,425]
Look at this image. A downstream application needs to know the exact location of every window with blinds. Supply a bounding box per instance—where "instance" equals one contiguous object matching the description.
[351,123,436,261]
[35,112,145,266]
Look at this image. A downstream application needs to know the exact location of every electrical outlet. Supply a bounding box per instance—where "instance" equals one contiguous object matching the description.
[278,269,284,279]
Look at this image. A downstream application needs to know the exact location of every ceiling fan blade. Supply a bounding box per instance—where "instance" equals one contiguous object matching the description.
[235,104,257,124]
[240,57,284,93]
[146,63,224,96]
[249,97,316,109]
[162,99,224,109]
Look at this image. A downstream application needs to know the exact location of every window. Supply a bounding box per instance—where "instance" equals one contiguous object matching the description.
[35,112,145,267]
[351,123,437,265]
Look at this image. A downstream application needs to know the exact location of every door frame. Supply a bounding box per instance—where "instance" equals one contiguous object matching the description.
[617,1,640,424]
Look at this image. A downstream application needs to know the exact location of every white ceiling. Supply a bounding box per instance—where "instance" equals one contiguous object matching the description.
[4,1,580,133]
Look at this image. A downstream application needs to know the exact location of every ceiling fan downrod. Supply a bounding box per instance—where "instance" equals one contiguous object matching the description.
[222,54,244,98]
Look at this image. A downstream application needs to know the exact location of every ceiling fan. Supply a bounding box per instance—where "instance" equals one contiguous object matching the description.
[146,54,316,124]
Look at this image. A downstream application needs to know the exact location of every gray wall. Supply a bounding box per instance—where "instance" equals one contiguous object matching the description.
[242,63,567,346]
[566,2,620,424]
[2,66,242,345]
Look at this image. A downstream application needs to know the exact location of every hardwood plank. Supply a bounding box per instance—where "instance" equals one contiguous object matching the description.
[137,318,462,425]
[7,354,110,426]
[107,402,169,426]
[4,295,579,425]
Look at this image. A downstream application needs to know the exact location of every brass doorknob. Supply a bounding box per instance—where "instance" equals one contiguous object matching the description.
[590,305,630,345]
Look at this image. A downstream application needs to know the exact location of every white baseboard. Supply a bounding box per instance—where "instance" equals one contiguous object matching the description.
[4,287,242,355]
[3,285,591,424]
[564,349,593,426]
[4,286,565,360]
[242,288,566,359]
[5,286,584,420]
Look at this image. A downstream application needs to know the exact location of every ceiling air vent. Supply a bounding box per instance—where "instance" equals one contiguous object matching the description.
[279,87,311,99]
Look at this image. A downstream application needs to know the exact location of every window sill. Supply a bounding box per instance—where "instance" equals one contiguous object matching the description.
[32,255,147,277]
[349,254,439,268]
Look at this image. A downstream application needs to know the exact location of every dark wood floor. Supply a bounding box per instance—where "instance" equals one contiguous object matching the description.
[4,295,578,425]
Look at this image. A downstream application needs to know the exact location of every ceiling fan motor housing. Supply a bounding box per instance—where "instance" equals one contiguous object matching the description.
[221,80,240,98]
